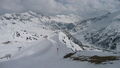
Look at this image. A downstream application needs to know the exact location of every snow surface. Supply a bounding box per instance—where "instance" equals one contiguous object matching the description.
[0,11,120,68]
[0,34,120,68]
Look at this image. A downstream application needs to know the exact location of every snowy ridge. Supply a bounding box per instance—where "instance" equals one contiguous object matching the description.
[40,14,81,24]
[59,31,84,51]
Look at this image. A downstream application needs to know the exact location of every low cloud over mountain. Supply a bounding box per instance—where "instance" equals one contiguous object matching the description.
[0,0,120,16]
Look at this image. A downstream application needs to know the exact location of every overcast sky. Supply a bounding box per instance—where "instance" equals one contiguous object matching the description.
[0,0,120,16]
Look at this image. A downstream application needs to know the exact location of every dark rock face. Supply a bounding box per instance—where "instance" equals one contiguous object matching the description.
[64,52,120,64]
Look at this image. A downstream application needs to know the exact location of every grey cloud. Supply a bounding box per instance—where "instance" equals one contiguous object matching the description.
[0,0,120,16]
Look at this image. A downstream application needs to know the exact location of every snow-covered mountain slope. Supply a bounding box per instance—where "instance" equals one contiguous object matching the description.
[59,31,84,51]
[0,11,81,42]
[72,11,120,33]
[78,11,120,51]
[40,14,81,24]
[0,11,50,42]
[72,12,111,32]
[39,14,81,31]
[85,22,120,51]
[0,11,120,68]
[0,11,83,62]
[59,31,110,52]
